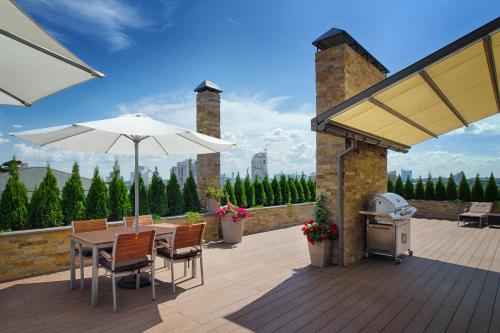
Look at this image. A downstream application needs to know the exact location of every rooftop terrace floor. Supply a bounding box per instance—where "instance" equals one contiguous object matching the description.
[1,218,500,332]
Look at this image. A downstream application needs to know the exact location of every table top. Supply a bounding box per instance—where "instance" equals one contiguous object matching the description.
[71,225,174,245]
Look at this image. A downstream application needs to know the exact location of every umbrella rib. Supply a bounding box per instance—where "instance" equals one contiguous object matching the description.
[40,128,95,146]
[176,132,218,153]
[152,137,170,155]
[0,87,31,106]
[0,28,103,78]
[105,134,122,154]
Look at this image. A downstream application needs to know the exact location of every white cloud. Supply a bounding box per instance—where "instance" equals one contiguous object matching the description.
[0,133,9,144]
[12,124,23,129]
[21,0,176,51]
[227,18,242,27]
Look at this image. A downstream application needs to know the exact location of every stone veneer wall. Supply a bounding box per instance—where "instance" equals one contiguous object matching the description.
[315,43,386,265]
[0,203,313,282]
[409,200,500,220]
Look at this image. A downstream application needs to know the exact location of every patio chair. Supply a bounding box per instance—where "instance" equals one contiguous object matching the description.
[72,219,109,289]
[124,214,154,228]
[457,202,493,228]
[156,223,206,293]
[99,230,156,312]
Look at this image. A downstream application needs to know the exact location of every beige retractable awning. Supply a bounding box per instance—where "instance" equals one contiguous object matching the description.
[312,18,500,153]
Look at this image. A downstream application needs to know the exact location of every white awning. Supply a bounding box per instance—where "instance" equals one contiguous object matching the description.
[0,0,104,106]
[312,18,500,152]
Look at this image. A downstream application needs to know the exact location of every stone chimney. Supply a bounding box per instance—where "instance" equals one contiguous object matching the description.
[195,80,222,211]
[313,28,388,265]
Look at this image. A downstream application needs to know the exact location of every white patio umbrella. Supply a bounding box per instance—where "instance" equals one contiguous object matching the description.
[10,113,235,231]
[0,0,104,106]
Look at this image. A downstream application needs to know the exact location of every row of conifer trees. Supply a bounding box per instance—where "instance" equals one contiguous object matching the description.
[0,160,200,231]
[220,173,316,208]
[387,173,499,202]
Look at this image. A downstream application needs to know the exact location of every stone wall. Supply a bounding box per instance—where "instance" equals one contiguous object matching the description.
[409,200,500,220]
[0,203,313,282]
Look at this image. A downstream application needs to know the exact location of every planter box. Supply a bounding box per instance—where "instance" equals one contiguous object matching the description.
[308,240,332,268]
[221,216,244,243]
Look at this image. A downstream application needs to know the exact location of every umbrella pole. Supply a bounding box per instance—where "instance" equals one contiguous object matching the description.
[134,140,140,233]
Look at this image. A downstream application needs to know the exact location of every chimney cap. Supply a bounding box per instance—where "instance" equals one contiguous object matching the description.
[312,28,389,74]
[194,80,223,93]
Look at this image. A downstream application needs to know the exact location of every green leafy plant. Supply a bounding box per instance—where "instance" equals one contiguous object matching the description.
[0,158,29,230]
[458,173,471,202]
[86,167,110,219]
[271,176,282,206]
[108,161,131,221]
[183,170,201,212]
[221,179,235,205]
[302,193,336,244]
[149,167,168,216]
[446,174,458,201]
[280,174,290,204]
[485,173,498,202]
[424,175,435,200]
[313,192,330,224]
[166,171,184,216]
[254,176,267,206]
[387,177,394,193]
[308,179,316,202]
[29,166,63,228]
[414,177,425,200]
[152,214,161,223]
[185,211,202,224]
[233,173,247,208]
[394,175,404,197]
[471,174,484,202]
[206,185,224,201]
[244,173,255,208]
[288,177,298,204]
[300,175,310,203]
[262,175,274,207]
[129,172,149,216]
[61,162,86,225]
[435,177,446,201]
[403,177,414,200]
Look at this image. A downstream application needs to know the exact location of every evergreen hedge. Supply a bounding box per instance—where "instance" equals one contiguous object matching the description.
[61,162,86,224]
[148,167,167,216]
[295,177,305,203]
[300,175,310,202]
[387,178,394,193]
[233,173,247,208]
[166,172,184,215]
[394,175,404,197]
[471,174,484,202]
[254,176,266,206]
[434,177,446,201]
[262,175,274,206]
[414,177,425,200]
[86,167,109,219]
[280,174,290,204]
[244,173,255,208]
[0,159,29,230]
[446,174,458,201]
[424,175,435,200]
[183,170,201,212]
[29,167,63,228]
[271,176,282,205]
[403,177,414,200]
[288,177,298,204]
[458,174,472,202]
[485,173,498,202]
[222,178,236,205]
[308,179,316,201]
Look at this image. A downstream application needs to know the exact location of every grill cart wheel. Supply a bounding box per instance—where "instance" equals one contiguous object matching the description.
[393,258,402,264]
[409,250,413,256]
[364,252,371,259]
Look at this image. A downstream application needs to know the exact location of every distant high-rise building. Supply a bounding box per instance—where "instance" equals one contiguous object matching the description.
[172,158,196,187]
[388,170,397,183]
[401,169,412,182]
[130,166,153,186]
[251,151,268,180]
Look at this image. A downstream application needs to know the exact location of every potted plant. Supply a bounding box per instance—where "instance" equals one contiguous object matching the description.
[206,186,224,213]
[185,211,202,225]
[216,203,248,243]
[302,193,337,267]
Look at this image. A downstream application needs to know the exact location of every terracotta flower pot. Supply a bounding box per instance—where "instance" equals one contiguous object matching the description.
[207,198,220,213]
[308,240,332,268]
[221,216,244,243]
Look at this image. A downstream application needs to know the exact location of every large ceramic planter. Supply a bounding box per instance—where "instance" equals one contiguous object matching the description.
[221,216,244,243]
[308,240,332,268]
[207,198,220,213]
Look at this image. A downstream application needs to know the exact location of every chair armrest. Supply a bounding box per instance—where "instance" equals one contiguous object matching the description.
[156,240,170,249]
[99,250,112,261]
[463,208,469,213]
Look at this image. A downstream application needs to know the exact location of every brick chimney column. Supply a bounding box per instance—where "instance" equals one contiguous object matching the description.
[314,35,388,265]
[195,81,222,211]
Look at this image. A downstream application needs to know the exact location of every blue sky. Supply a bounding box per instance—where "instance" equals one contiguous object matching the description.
[1,0,499,180]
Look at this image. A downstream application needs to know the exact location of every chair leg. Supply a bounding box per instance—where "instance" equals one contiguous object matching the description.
[151,264,156,300]
[79,245,84,290]
[112,273,117,312]
[200,255,204,285]
[164,259,168,270]
[184,260,187,277]
[136,271,140,290]
[171,260,176,294]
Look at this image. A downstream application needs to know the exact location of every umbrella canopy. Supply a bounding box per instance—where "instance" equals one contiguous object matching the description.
[0,0,104,106]
[10,113,235,230]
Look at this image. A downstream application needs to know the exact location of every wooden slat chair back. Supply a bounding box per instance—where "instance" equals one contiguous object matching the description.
[72,218,107,233]
[113,230,155,263]
[124,215,153,228]
[469,202,493,214]
[172,223,206,251]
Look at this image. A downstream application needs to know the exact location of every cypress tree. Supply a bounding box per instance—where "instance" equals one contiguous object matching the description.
[414,177,425,200]
[485,173,498,202]
[280,174,290,204]
[233,173,247,207]
[183,170,201,212]
[271,176,282,205]
[0,159,28,230]
[394,175,404,197]
[262,175,274,206]
[446,174,458,201]
[288,177,298,204]
[244,173,255,208]
[86,167,109,219]
[61,162,85,225]
[403,177,414,200]
[471,174,484,202]
[295,177,305,203]
[166,172,184,215]
[424,175,435,200]
[435,177,446,201]
[254,176,267,206]
[129,172,149,215]
[148,167,167,216]
[308,179,316,201]
[300,175,310,202]
[108,161,131,221]
[221,178,235,205]
[387,177,394,193]
[458,174,472,202]
[29,166,63,228]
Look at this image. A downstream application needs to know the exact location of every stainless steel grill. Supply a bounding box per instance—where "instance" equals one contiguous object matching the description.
[360,193,417,264]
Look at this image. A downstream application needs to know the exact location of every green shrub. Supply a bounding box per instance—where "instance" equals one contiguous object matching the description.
[403,177,414,200]
[295,177,305,203]
[271,176,282,205]
[166,172,184,215]
[86,167,109,219]
[108,161,131,221]
[485,173,498,202]
[280,174,290,204]
[61,162,86,224]
[458,174,471,202]
[308,179,316,201]
[387,177,394,193]
[446,174,458,201]
[148,167,168,216]
[434,177,446,201]
[185,211,202,224]
[0,159,29,230]
[262,175,274,206]
[471,174,484,202]
[414,177,425,200]
[394,175,404,197]
[288,177,298,204]
[183,170,201,212]
[221,179,235,205]
[29,166,63,228]
[254,176,267,206]
[300,175,310,202]
[424,175,435,200]
[233,173,247,208]
[244,173,255,208]
[313,193,330,224]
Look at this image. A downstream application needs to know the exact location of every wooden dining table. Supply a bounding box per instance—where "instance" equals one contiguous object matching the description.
[70,225,174,307]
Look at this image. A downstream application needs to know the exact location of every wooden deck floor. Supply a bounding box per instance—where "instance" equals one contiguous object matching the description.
[1,218,500,333]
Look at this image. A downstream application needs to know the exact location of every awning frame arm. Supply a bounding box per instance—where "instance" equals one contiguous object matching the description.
[483,35,500,113]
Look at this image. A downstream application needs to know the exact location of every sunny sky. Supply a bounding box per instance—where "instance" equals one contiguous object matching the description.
[1,0,500,181]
